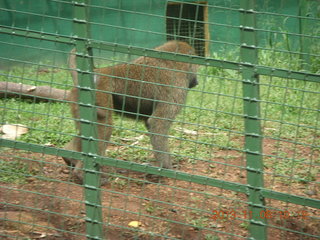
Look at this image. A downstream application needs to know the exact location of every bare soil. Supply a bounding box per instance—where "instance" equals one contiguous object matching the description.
[0,139,319,239]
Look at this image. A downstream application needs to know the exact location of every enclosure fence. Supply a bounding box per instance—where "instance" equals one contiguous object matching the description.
[0,0,319,240]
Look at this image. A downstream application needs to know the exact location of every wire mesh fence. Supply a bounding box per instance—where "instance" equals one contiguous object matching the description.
[0,0,319,239]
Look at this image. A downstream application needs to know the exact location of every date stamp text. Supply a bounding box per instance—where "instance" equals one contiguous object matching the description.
[211,210,309,221]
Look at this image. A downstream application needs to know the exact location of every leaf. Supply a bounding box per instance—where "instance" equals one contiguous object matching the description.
[128,221,142,228]
[1,124,28,140]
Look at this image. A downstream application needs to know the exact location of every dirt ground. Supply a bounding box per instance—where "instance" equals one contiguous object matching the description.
[0,139,319,240]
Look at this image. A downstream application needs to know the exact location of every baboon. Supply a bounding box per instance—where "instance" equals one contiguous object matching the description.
[63,40,198,183]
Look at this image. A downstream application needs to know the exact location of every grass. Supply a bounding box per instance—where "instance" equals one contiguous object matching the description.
[1,99,74,146]
[0,160,30,183]
[0,44,319,184]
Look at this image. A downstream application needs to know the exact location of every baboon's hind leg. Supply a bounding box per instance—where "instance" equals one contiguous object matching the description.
[146,103,182,169]
[65,91,114,184]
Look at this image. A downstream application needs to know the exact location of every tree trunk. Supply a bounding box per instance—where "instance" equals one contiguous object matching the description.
[0,82,70,102]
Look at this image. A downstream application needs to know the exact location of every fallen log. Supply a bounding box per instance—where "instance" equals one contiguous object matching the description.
[0,82,70,102]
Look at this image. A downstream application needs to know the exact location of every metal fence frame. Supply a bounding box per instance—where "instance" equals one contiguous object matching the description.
[0,0,319,239]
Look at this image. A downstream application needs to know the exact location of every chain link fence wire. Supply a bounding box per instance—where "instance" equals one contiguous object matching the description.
[0,0,319,239]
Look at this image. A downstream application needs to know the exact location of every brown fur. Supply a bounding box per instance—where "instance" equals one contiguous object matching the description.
[63,41,198,183]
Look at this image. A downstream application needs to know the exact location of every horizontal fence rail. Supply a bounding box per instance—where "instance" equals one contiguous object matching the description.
[1,25,319,83]
[1,139,319,209]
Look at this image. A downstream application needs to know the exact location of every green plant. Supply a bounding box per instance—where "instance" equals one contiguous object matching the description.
[205,234,221,240]
[0,160,30,183]
[239,222,249,230]
[189,216,210,230]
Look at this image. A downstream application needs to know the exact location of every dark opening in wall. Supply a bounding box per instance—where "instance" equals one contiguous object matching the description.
[166,2,208,56]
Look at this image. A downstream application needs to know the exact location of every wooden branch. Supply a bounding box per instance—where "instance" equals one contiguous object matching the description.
[0,82,70,102]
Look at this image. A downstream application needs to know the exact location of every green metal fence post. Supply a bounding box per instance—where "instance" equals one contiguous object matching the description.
[72,0,103,239]
[240,1,267,239]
